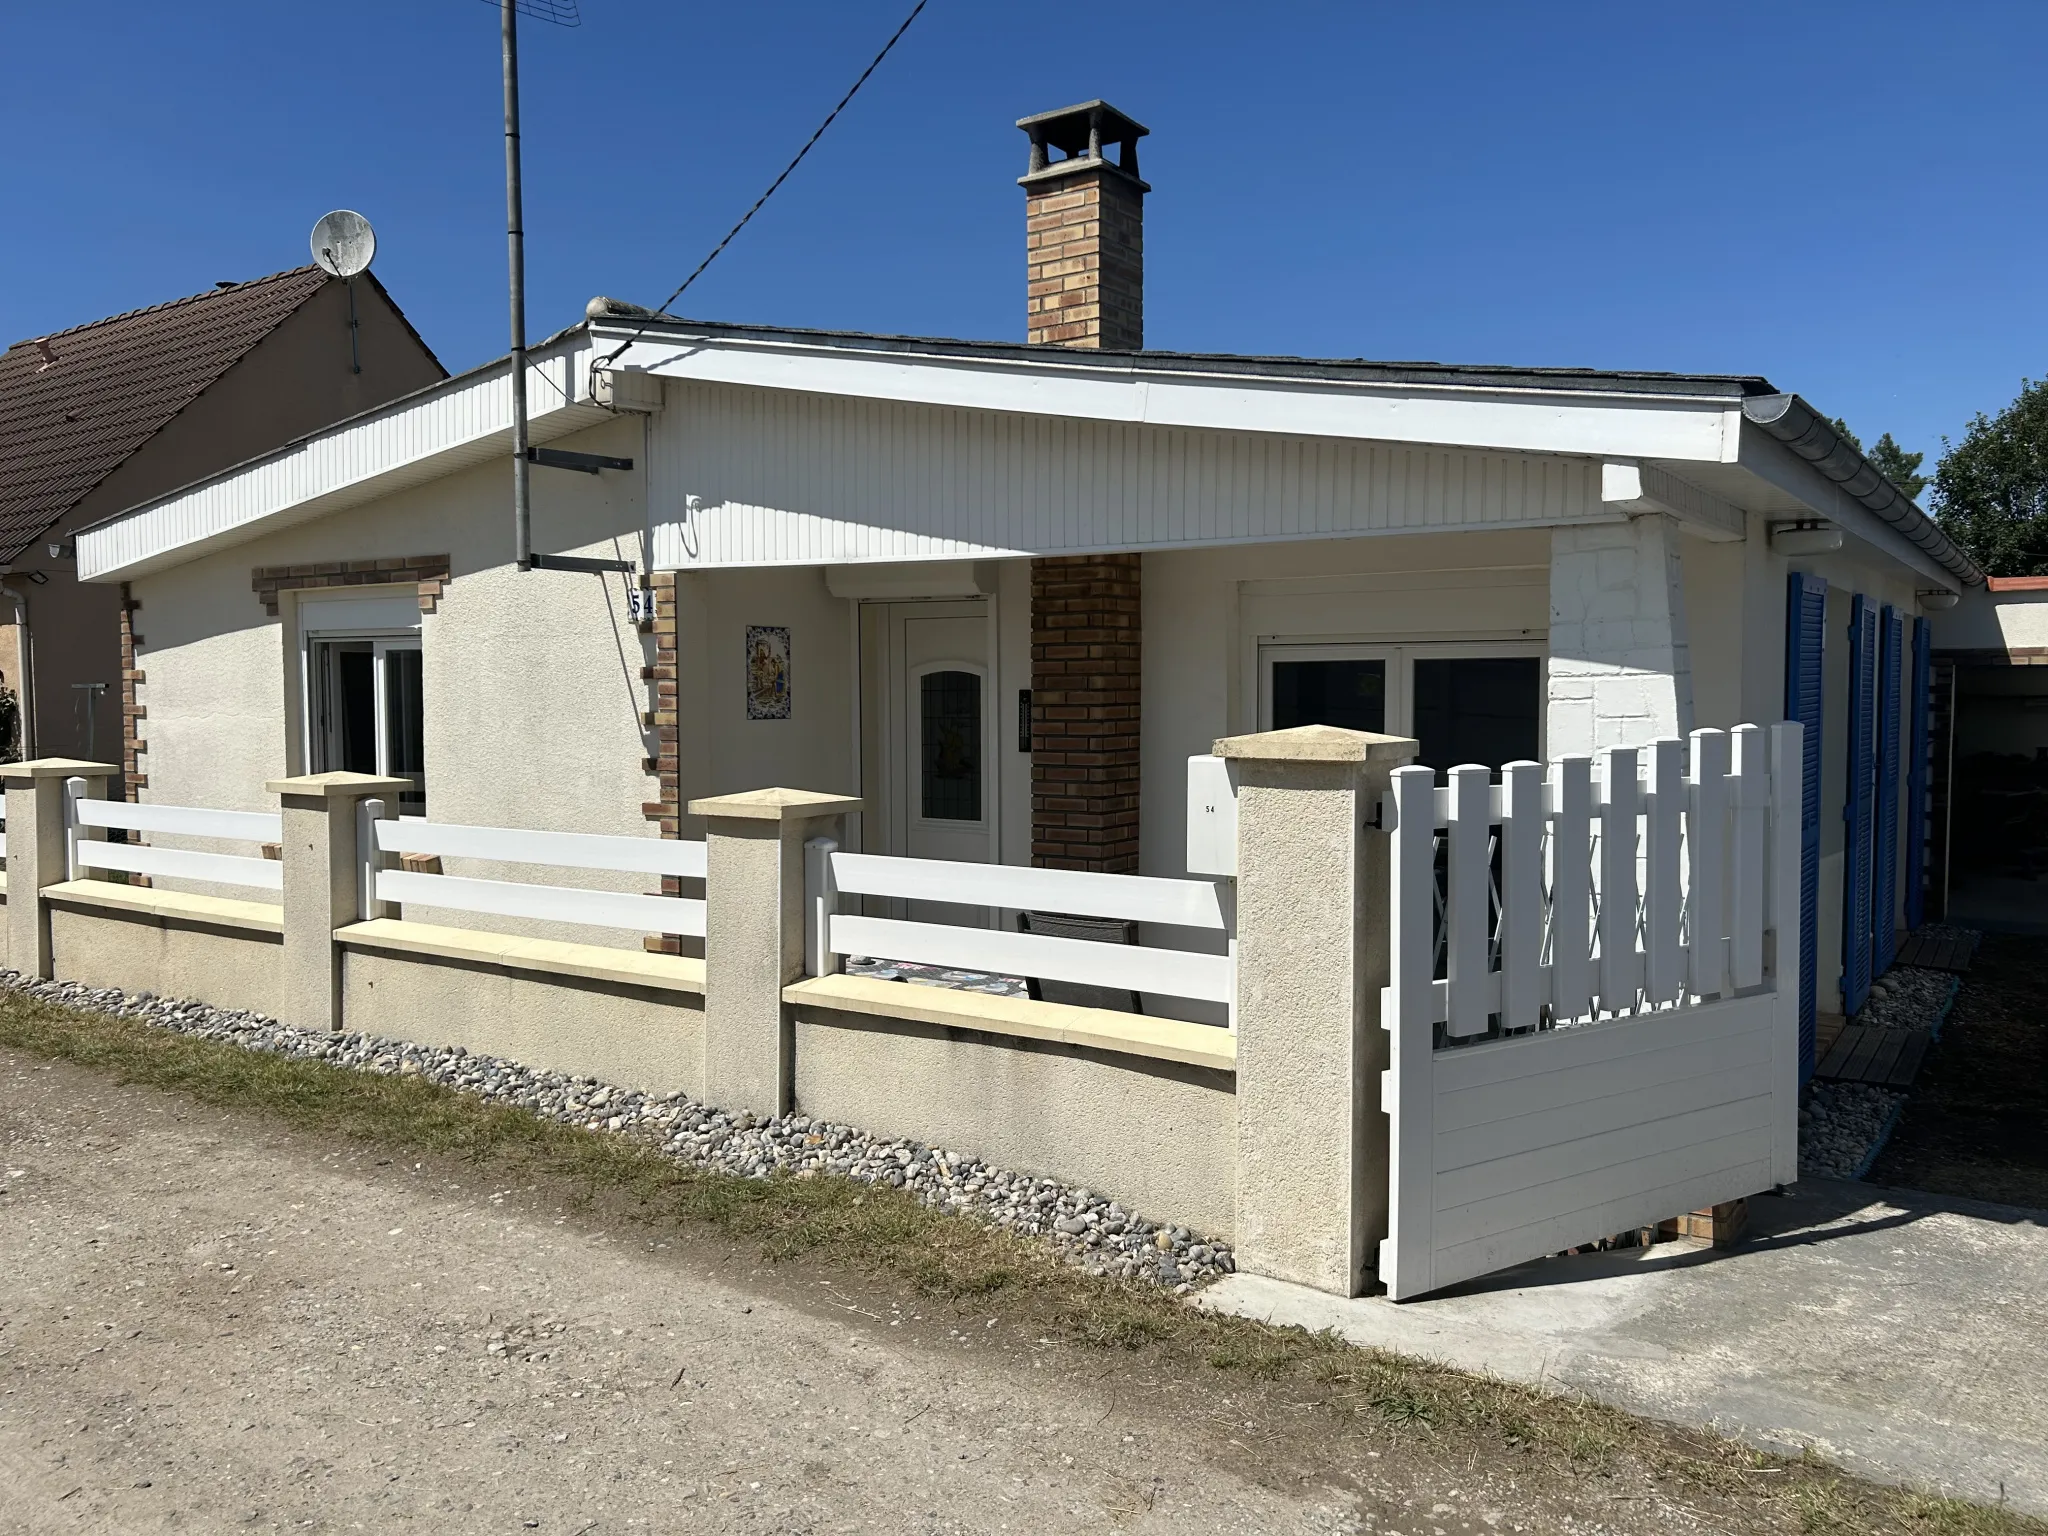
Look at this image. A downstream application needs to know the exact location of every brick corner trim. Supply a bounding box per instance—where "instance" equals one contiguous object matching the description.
[639,571,686,953]
[119,583,146,799]
[252,555,452,617]
[1031,553,1141,873]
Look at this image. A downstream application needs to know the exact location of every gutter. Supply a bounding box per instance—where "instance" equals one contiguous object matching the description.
[1742,394,1982,586]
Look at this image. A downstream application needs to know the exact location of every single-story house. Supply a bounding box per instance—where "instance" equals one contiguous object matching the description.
[73,101,1981,1055]
[0,263,443,770]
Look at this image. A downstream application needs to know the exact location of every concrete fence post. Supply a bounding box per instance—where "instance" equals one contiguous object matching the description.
[267,772,409,1034]
[689,788,861,1118]
[2,758,117,980]
[1215,724,1418,1297]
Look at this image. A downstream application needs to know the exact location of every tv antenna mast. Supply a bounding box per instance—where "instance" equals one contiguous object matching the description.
[494,0,582,572]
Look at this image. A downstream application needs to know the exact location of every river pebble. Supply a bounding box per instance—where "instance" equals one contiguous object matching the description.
[0,969,1232,1291]
[1799,1080,1905,1180]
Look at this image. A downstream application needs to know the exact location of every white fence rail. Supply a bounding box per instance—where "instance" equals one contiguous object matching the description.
[367,808,707,938]
[1380,724,1803,1301]
[65,779,284,892]
[804,844,1234,1009]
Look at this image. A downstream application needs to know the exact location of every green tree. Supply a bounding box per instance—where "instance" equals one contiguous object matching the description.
[1868,433,1928,500]
[1933,379,2048,577]
[1830,417,1863,452]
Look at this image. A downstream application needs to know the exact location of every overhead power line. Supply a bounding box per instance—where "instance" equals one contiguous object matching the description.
[596,0,930,368]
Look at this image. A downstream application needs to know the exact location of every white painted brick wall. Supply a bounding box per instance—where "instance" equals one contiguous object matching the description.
[1547,516,1694,757]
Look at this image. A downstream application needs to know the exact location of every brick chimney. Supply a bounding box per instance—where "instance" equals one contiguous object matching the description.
[1018,102,1149,874]
[1018,100,1148,350]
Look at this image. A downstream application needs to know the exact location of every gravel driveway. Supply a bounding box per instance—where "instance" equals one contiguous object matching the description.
[0,1045,1570,1535]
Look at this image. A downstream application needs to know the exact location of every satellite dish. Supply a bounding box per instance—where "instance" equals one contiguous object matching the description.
[310,210,376,278]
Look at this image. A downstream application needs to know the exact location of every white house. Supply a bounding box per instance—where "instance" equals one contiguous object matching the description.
[74,100,1979,1059]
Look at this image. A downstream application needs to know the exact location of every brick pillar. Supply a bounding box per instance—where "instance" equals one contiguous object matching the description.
[1017,103,1152,872]
[1546,515,1695,757]
[1030,554,1141,872]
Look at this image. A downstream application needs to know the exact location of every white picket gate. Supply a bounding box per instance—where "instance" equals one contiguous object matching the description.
[1380,723,1804,1301]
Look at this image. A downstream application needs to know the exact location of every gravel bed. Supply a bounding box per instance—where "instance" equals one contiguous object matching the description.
[0,970,1231,1291]
[1799,1080,1907,1180]
[1855,964,1959,1032]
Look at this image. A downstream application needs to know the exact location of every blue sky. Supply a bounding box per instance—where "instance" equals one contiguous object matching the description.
[4,2,2042,469]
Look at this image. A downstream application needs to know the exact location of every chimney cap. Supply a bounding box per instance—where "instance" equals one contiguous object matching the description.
[1015,99,1148,151]
[1017,99,1150,189]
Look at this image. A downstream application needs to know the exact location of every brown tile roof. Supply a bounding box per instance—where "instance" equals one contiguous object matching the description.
[0,265,330,564]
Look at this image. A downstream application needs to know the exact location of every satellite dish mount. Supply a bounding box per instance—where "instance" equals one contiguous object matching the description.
[310,209,378,375]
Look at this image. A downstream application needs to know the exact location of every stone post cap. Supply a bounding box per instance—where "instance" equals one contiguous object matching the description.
[1212,725,1418,763]
[266,771,414,800]
[687,787,863,822]
[0,757,119,782]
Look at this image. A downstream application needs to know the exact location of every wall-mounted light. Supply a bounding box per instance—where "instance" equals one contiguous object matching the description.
[1768,519,1844,555]
[1916,589,1960,610]
[47,540,74,561]
[23,570,48,585]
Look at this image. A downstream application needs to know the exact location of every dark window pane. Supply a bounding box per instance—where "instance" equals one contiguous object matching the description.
[336,647,376,775]
[920,669,981,821]
[1412,656,1541,772]
[1272,659,1386,733]
[383,648,426,816]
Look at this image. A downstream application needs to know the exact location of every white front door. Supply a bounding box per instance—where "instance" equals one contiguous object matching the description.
[893,606,991,865]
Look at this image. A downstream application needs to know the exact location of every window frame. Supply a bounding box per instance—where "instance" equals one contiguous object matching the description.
[1258,638,1548,761]
[296,592,425,804]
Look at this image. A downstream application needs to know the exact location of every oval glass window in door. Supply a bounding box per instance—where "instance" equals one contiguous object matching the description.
[920,669,982,822]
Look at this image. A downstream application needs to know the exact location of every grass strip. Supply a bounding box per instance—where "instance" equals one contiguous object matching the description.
[0,986,2036,1536]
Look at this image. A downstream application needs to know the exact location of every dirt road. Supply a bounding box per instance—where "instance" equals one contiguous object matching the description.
[0,1044,1640,1535]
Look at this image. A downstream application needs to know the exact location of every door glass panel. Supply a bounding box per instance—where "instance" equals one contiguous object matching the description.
[1272,658,1386,732]
[1411,656,1541,771]
[382,646,426,815]
[919,669,982,822]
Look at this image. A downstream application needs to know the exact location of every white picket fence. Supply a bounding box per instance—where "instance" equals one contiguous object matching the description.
[803,841,1235,1011]
[365,805,707,938]
[1379,724,1804,1301]
[63,779,284,892]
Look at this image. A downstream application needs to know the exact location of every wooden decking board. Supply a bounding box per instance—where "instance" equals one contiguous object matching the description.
[1894,929,1979,973]
[1840,1027,1888,1081]
[1866,1029,1908,1083]
[1816,1030,1861,1079]
[1886,1032,1931,1088]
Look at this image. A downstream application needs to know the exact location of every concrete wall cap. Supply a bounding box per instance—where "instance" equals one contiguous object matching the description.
[1212,725,1419,763]
[0,758,119,782]
[688,788,863,822]
[266,772,414,799]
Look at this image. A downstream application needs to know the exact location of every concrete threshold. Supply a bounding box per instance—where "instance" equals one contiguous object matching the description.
[1199,1177,2048,1516]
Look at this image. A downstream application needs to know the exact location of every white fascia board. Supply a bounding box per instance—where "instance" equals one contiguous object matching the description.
[77,338,606,582]
[1735,425,1951,588]
[595,329,1735,464]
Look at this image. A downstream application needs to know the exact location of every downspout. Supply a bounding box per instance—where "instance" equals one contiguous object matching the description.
[0,576,35,758]
[1741,393,1983,586]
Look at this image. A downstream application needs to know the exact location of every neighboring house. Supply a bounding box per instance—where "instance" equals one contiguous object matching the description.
[0,265,445,771]
[73,101,1981,1049]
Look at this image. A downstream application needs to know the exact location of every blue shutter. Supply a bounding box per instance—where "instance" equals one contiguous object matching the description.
[1872,608,1905,974]
[1905,617,1933,930]
[1843,596,1878,1017]
[1784,571,1827,1080]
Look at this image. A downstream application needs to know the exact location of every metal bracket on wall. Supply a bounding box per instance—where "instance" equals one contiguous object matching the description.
[527,553,635,574]
[526,446,634,475]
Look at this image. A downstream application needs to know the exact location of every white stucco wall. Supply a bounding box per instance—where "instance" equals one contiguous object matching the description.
[131,413,661,948]
[1931,586,2048,654]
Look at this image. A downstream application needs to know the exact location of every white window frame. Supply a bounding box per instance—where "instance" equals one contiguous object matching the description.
[296,592,424,781]
[1258,638,1548,758]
